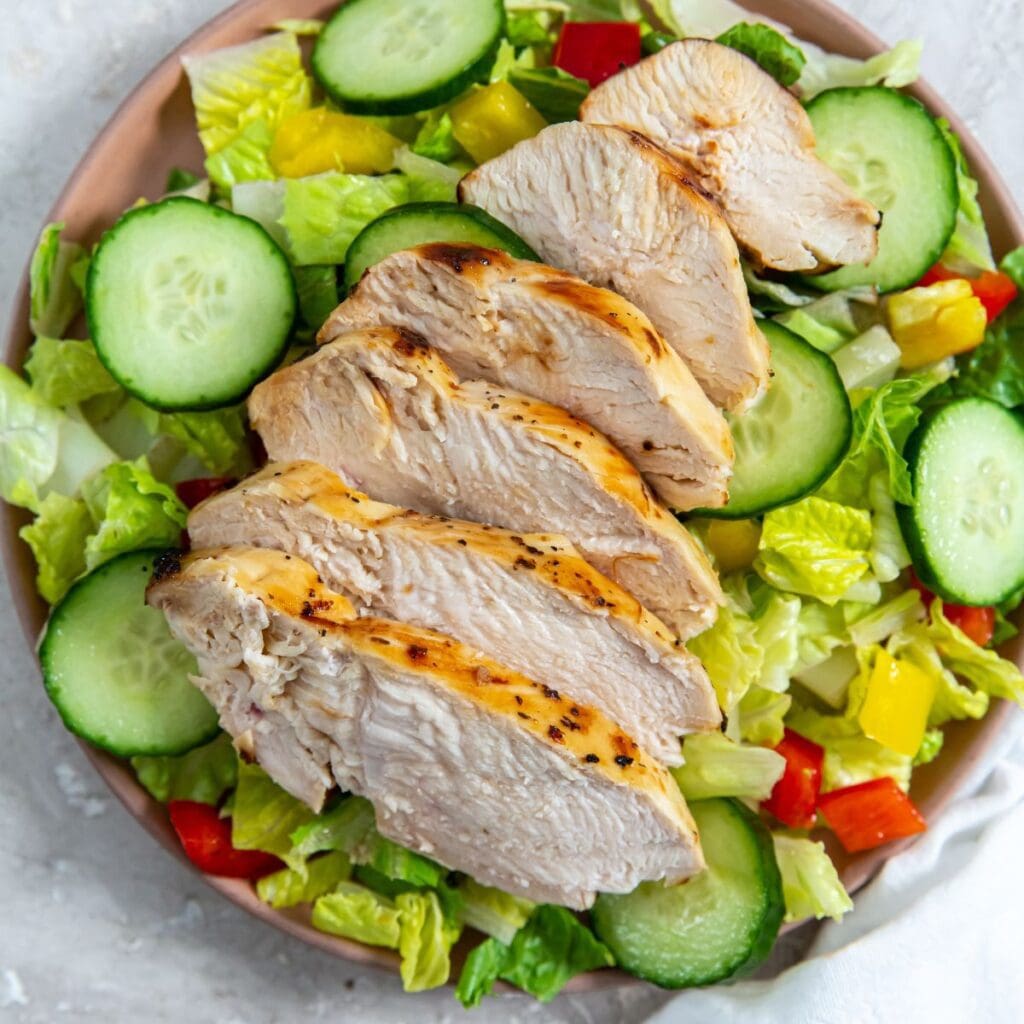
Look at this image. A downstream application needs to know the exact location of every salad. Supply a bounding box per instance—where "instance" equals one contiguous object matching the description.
[4,0,1024,1008]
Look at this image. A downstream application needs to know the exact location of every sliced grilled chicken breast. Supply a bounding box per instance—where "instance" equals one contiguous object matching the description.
[580,39,881,273]
[248,327,722,639]
[458,121,768,410]
[322,244,733,509]
[190,461,721,762]
[148,547,705,907]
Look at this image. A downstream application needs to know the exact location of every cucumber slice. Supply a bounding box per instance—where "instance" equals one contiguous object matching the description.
[805,87,958,294]
[898,398,1024,605]
[87,197,295,411]
[698,321,852,519]
[592,799,783,988]
[40,549,219,757]
[312,0,504,116]
[343,202,539,291]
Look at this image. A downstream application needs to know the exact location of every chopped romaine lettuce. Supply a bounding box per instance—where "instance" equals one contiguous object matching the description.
[949,297,1024,410]
[794,647,859,709]
[715,22,805,86]
[123,402,250,477]
[456,906,613,1007]
[868,471,912,583]
[672,732,785,800]
[936,119,995,274]
[736,685,792,746]
[131,733,238,805]
[396,890,462,991]
[182,32,311,157]
[756,497,873,605]
[0,366,117,511]
[231,179,289,249]
[688,598,762,711]
[411,109,461,163]
[24,338,119,408]
[773,834,852,922]
[312,882,402,946]
[257,851,352,909]
[1001,247,1024,290]
[456,878,535,945]
[279,172,410,265]
[80,457,186,571]
[847,590,924,648]
[797,38,921,98]
[393,146,461,202]
[18,491,92,603]
[289,796,374,859]
[29,223,85,339]
[754,592,802,692]
[787,704,913,792]
[230,759,316,869]
[165,167,200,193]
[914,728,945,766]
[204,118,276,192]
[269,18,323,36]
[832,326,902,391]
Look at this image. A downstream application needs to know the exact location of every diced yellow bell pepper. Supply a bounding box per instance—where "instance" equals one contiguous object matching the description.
[857,650,937,757]
[269,107,399,177]
[703,519,762,575]
[887,279,987,370]
[450,83,547,165]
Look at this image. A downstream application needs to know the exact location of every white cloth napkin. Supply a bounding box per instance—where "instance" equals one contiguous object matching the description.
[648,708,1024,1024]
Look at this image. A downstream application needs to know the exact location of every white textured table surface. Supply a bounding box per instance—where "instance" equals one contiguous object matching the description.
[1,2,1022,1021]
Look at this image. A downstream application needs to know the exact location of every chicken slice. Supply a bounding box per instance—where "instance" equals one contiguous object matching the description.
[248,327,722,639]
[458,121,768,410]
[323,244,733,509]
[580,38,881,273]
[147,547,705,908]
[189,461,721,763]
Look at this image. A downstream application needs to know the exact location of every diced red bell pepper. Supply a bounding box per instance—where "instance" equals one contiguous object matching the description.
[908,571,996,646]
[817,777,926,853]
[761,728,824,830]
[175,476,236,510]
[168,800,283,879]
[553,22,642,87]
[971,270,1018,322]
[915,263,1017,323]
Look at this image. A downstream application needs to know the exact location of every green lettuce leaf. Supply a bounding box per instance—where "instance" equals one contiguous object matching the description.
[456,938,509,1009]
[279,172,410,265]
[182,31,311,157]
[80,457,187,571]
[928,600,1024,704]
[24,338,119,408]
[293,265,339,332]
[936,119,995,274]
[396,890,462,992]
[672,732,785,800]
[148,406,250,476]
[847,589,924,648]
[287,795,444,887]
[1002,246,1024,290]
[787,704,913,792]
[18,491,92,603]
[736,685,792,746]
[411,109,461,163]
[773,835,852,923]
[508,67,590,122]
[393,146,461,202]
[204,118,276,192]
[257,851,352,909]
[688,598,761,711]
[716,22,805,86]
[794,599,850,673]
[914,728,945,766]
[456,878,535,945]
[868,471,912,582]
[949,297,1024,410]
[269,18,324,36]
[456,906,613,1007]
[131,733,238,805]
[311,882,402,947]
[754,592,802,691]
[507,8,560,48]
[29,222,85,338]
[832,326,902,392]
[756,497,873,605]
[794,646,860,709]
[0,366,116,511]
[231,759,316,869]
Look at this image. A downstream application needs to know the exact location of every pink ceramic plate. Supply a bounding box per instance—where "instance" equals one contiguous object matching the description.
[2,0,1022,992]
